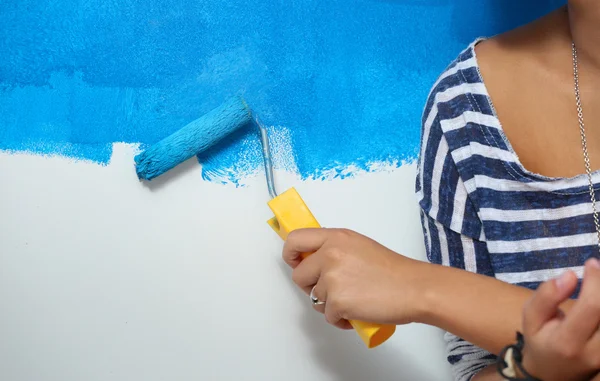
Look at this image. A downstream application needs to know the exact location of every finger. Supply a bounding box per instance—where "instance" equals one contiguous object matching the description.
[324,307,353,330]
[324,301,353,330]
[291,252,323,294]
[310,276,351,329]
[310,282,327,315]
[523,270,578,334]
[562,258,600,345]
[282,228,329,268]
[323,292,354,330]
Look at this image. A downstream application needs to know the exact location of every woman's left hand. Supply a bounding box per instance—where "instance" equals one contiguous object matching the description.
[517,258,600,381]
[281,227,425,329]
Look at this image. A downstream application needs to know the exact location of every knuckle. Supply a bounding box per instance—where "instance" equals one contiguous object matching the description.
[286,230,300,243]
[325,247,344,262]
[536,281,554,299]
[282,240,293,258]
[335,228,353,239]
[323,271,342,287]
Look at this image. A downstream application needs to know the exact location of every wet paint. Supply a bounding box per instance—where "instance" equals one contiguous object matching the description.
[0,0,565,183]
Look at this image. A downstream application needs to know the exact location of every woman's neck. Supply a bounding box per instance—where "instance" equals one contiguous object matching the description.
[568,1,600,71]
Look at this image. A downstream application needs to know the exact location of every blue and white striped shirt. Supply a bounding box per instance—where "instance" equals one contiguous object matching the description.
[415,39,595,380]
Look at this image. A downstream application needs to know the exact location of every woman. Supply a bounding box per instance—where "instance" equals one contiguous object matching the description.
[282,1,600,380]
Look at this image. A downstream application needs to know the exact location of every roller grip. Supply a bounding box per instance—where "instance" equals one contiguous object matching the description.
[266,187,396,348]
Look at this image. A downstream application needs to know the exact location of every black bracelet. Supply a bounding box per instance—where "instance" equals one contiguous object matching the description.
[496,332,543,381]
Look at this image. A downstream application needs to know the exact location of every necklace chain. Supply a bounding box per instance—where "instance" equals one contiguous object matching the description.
[572,42,600,254]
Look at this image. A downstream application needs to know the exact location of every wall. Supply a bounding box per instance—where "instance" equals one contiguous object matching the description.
[0,1,564,380]
[1,147,452,380]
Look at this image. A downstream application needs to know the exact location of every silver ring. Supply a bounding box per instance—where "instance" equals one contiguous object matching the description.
[310,285,325,305]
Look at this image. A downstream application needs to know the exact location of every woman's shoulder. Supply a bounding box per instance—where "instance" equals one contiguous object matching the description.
[420,38,499,163]
[416,40,493,239]
[416,36,528,239]
[421,37,502,141]
[421,39,485,124]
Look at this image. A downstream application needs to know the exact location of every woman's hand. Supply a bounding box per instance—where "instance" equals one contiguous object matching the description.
[281,227,426,329]
[518,258,600,381]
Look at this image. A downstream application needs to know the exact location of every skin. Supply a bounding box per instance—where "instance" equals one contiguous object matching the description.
[475,260,600,381]
[518,259,600,381]
[282,1,600,380]
[474,4,600,180]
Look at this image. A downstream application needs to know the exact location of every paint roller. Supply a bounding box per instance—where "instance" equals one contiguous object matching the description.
[134,96,396,349]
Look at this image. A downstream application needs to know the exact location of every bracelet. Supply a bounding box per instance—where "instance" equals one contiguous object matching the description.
[496,332,542,381]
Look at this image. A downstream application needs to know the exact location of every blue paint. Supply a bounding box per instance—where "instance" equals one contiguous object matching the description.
[134,96,252,180]
[0,0,565,181]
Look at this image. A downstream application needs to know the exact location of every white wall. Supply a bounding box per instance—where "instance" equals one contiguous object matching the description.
[0,145,453,380]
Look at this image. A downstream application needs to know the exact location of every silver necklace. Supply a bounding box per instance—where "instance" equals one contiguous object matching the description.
[572,42,600,253]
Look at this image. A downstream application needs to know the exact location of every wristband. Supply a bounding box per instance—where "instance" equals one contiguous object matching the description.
[496,332,542,381]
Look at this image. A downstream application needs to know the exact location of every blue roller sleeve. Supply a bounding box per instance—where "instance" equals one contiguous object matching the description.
[134,96,253,180]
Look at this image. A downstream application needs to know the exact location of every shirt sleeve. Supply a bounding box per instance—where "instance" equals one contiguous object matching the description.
[415,71,497,380]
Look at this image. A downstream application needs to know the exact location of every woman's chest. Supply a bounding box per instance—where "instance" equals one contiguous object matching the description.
[479,190,597,290]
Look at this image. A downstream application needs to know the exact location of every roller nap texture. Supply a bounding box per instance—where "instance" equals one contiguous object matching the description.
[134,96,252,180]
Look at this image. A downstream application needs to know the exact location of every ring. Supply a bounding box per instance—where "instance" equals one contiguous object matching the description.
[310,285,325,305]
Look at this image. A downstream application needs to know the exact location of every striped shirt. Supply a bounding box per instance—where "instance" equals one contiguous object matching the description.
[415,39,596,380]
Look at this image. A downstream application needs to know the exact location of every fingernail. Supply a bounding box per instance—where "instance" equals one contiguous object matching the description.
[555,271,571,291]
[588,258,600,269]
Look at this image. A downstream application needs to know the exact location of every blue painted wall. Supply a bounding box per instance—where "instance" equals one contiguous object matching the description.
[0,0,565,182]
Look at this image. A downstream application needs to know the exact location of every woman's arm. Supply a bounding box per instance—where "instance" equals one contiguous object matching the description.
[416,260,574,356]
[420,211,497,379]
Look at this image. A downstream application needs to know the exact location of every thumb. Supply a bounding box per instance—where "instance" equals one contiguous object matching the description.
[282,228,329,268]
[522,270,578,335]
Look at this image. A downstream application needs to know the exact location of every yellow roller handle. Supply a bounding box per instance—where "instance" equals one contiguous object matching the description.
[267,187,396,348]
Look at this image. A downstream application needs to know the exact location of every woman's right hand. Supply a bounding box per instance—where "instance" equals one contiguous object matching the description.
[518,258,600,381]
[282,228,429,329]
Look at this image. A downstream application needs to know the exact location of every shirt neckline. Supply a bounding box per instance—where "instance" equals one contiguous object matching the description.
[466,37,600,195]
